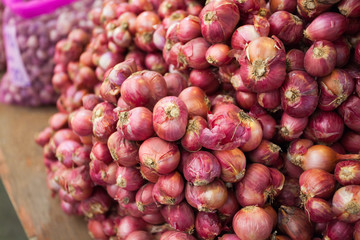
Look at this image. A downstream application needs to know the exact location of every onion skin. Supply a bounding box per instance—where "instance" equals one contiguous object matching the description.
[200,104,263,151]
[199,0,240,44]
[279,113,308,141]
[233,206,273,240]
[183,151,221,186]
[107,131,140,167]
[160,231,197,240]
[235,163,272,207]
[218,191,240,224]
[235,91,257,111]
[139,137,180,175]
[161,202,195,233]
[332,185,360,223]
[117,107,154,141]
[338,0,360,17]
[257,90,281,111]
[341,131,360,154]
[270,0,297,13]
[181,116,207,152]
[334,37,351,67]
[178,37,211,70]
[318,69,355,111]
[185,179,228,212]
[286,49,305,72]
[268,11,303,45]
[218,234,241,240]
[153,96,188,142]
[277,206,313,240]
[296,0,331,20]
[239,36,287,93]
[178,87,210,119]
[135,183,158,214]
[213,148,247,183]
[188,69,220,95]
[177,15,202,43]
[124,231,152,240]
[355,221,360,240]
[140,165,160,183]
[88,219,107,240]
[121,70,167,109]
[92,102,118,143]
[304,111,344,144]
[71,109,93,137]
[255,113,277,141]
[142,212,165,225]
[248,140,281,167]
[116,216,147,239]
[299,169,336,200]
[304,40,337,77]
[304,12,347,41]
[281,70,318,118]
[164,73,188,97]
[338,95,360,133]
[152,171,185,205]
[115,166,145,191]
[323,220,354,240]
[80,187,112,219]
[305,197,334,223]
[206,44,232,67]
[276,177,301,207]
[231,25,261,51]
[195,212,222,240]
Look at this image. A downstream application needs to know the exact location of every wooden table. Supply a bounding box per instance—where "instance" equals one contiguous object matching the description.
[0,104,91,240]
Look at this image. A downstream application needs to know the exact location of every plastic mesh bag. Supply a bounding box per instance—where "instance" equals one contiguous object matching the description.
[0,0,99,106]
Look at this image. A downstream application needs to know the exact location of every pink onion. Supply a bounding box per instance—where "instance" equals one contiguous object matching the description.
[199,0,240,43]
[161,201,195,233]
[71,109,93,137]
[183,151,221,186]
[248,140,281,167]
[234,0,260,13]
[115,166,145,191]
[116,216,147,239]
[218,191,240,223]
[280,70,319,118]
[239,36,286,93]
[277,206,313,240]
[231,25,261,51]
[178,86,210,119]
[341,131,360,154]
[92,102,118,143]
[235,91,257,110]
[304,40,337,77]
[139,137,180,174]
[80,187,112,219]
[181,116,207,152]
[185,179,228,212]
[305,197,334,223]
[153,171,185,205]
[206,44,232,67]
[276,177,301,207]
[117,107,154,141]
[279,113,308,141]
[200,104,263,151]
[213,148,247,183]
[160,231,196,240]
[56,140,81,168]
[178,37,211,69]
[304,12,347,41]
[188,69,220,95]
[257,90,280,110]
[107,131,140,167]
[136,183,158,214]
[195,212,222,240]
[338,95,360,133]
[323,220,354,240]
[268,11,303,45]
[334,37,351,67]
[299,169,336,200]
[125,231,152,240]
[270,0,297,12]
[140,165,160,183]
[332,185,360,223]
[338,0,360,17]
[177,15,202,43]
[121,71,167,109]
[164,73,188,96]
[304,111,344,144]
[233,206,273,240]
[286,49,305,72]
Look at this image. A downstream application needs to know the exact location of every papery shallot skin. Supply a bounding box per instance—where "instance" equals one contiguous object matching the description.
[281,70,318,118]
[200,104,262,151]
[338,95,360,133]
[239,36,287,93]
[199,0,240,44]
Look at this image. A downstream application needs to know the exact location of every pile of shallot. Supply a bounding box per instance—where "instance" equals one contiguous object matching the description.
[36,0,360,239]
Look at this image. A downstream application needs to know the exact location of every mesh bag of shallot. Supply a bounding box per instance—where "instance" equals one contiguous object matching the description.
[0,0,99,106]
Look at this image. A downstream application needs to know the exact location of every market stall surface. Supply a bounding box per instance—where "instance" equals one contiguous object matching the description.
[0,104,90,240]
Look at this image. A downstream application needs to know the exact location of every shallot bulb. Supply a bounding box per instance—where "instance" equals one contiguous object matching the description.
[305,197,334,223]
[199,0,240,43]
[239,36,286,93]
[285,49,305,72]
[181,116,207,152]
[338,95,360,133]
[153,96,188,142]
[323,220,354,240]
[304,111,344,144]
[318,69,355,111]
[335,161,360,186]
[304,40,337,77]
[185,179,228,212]
[183,151,221,186]
[135,183,158,214]
[178,86,210,119]
[232,206,273,240]
[281,70,318,118]
[178,37,211,70]
[231,25,261,51]
[160,201,195,233]
[332,185,360,223]
[299,169,336,201]
[195,212,222,240]
[268,11,303,45]
[247,140,281,167]
[107,131,140,167]
[139,137,180,175]
[200,104,263,151]
[279,113,308,141]
[152,171,185,205]
[213,148,247,183]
